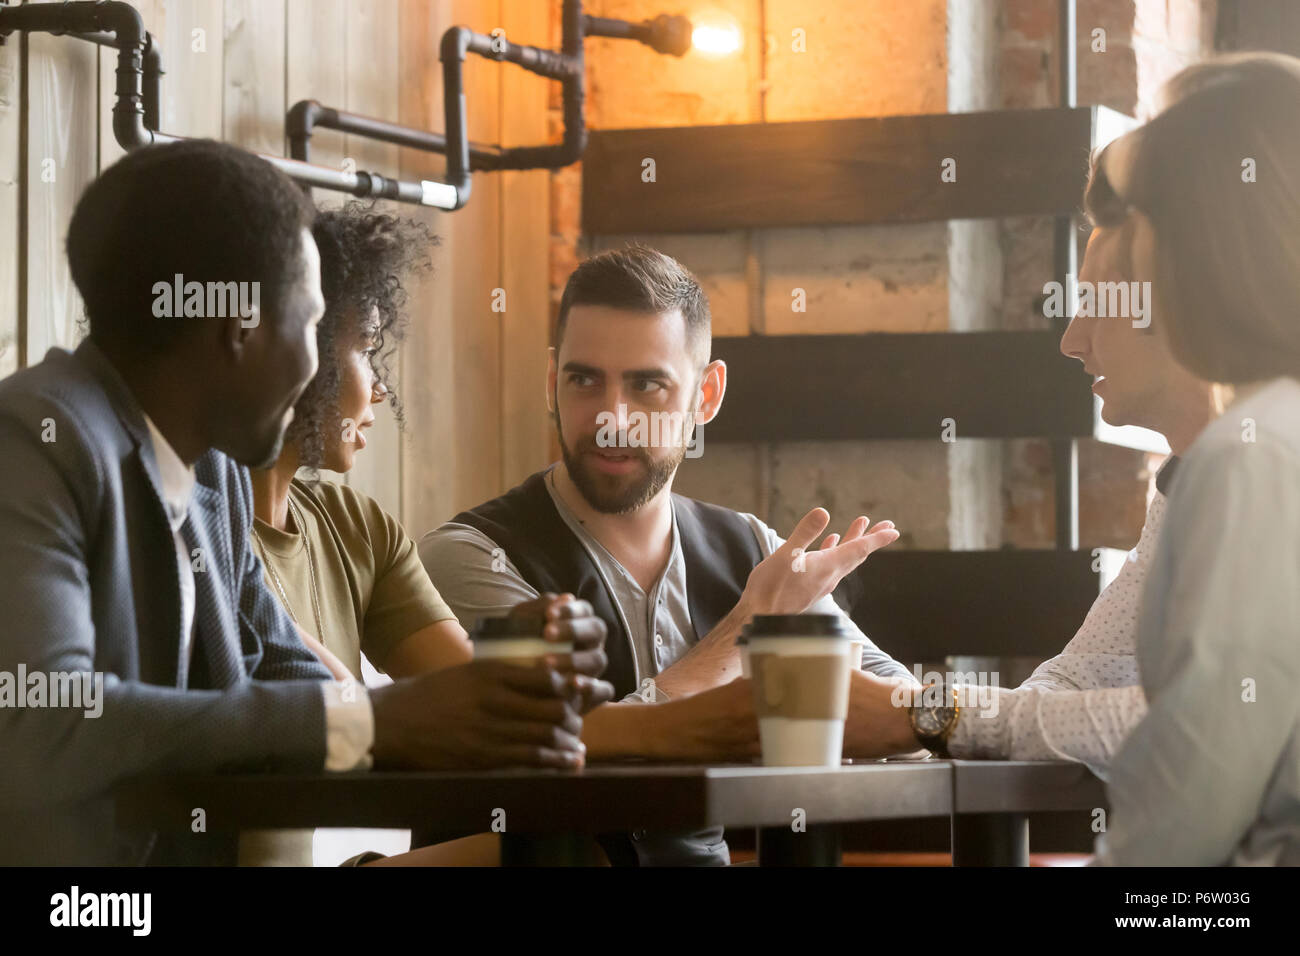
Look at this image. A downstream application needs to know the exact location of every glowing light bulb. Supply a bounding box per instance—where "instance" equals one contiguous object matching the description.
[692,14,742,57]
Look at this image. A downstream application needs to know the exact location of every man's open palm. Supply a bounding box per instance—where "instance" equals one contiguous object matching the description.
[743,507,900,616]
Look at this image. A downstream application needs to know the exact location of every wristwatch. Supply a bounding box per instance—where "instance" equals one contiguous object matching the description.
[909,682,960,758]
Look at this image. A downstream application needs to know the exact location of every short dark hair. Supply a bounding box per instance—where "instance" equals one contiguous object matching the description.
[286,201,438,470]
[67,138,315,355]
[554,245,711,368]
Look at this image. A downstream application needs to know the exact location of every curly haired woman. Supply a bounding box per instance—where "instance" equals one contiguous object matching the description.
[247,202,471,687]
[242,202,583,866]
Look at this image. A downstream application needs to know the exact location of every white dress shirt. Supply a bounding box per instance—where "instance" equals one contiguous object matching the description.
[141,416,372,772]
[143,416,199,686]
[1096,378,1300,865]
[946,462,1176,777]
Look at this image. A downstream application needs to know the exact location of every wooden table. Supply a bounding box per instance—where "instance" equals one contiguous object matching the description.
[116,759,1105,866]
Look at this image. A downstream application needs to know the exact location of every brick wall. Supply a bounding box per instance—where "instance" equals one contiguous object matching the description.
[547,0,1216,552]
[999,0,1216,549]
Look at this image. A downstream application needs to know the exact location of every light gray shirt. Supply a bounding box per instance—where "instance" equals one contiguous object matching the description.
[1096,378,1300,866]
[419,467,911,701]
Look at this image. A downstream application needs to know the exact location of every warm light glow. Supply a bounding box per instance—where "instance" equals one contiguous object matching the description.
[692,15,742,57]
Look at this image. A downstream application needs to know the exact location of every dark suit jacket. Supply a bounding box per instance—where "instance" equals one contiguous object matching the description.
[0,340,332,865]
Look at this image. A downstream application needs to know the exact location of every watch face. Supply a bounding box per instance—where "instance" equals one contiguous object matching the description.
[915,706,956,738]
[915,709,945,736]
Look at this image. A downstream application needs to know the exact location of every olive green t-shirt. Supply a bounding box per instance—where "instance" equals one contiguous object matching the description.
[241,478,455,867]
[251,478,455,680]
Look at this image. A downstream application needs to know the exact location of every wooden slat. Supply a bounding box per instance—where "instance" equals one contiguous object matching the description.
[499,0,552,491]
[399,0,502,536]
[26,0,98,365]
[285,0,345,188]
[0,22,20,376]
[396,0,450,538]
[839,549,1103,662]
[705,331,1095,442]
[443,0,501,519]
[583,107,1098,234]
[222,0,285,155]
[159,0,223,139]
[341,0,403,517]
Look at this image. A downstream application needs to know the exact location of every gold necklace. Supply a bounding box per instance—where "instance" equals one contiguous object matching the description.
[254,496,326,643]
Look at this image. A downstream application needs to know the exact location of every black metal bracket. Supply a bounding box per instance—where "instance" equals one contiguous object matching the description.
[1,0,692,210]
[286,0,692,210]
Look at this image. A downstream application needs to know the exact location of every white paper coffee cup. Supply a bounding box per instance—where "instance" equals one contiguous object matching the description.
[746,615,853,767]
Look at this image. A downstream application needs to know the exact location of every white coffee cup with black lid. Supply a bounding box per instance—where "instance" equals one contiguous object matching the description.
[746,614,854,766]
[471,615,572,664]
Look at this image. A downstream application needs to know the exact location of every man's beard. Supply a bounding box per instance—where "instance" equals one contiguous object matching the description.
[556,416,687,515]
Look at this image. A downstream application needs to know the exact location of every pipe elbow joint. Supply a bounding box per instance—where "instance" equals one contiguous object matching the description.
[111,107,152,150]
[94,0,146,49]
[286,99,324,138]
[453,177,472,210]
[440,26,472,63]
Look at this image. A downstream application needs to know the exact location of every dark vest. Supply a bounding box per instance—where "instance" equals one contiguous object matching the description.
[451,469,766,866]
[453,470,765,700]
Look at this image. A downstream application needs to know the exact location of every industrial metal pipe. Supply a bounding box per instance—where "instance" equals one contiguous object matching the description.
[289,0,687,208]
[5,0,690,210]
[286,100,504,168]
[69,29,163,132]
[0,1,436,204]
[0,0,159,148]
[288,0,594,211]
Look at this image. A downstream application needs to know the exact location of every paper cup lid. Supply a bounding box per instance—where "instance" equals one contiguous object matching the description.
[744,614,852,638]
[470,615,544,639]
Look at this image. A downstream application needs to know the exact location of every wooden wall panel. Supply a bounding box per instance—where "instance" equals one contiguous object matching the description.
[0,19,20,377]
[339,0,403,517]
[447,0,501,522]
[222,0,285,154]
[400,0,503,537]
[158,0,224,139]
[26,0,98,365]
[499,0,552,492]
[286,0,345,188]
[397,0,452,537]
